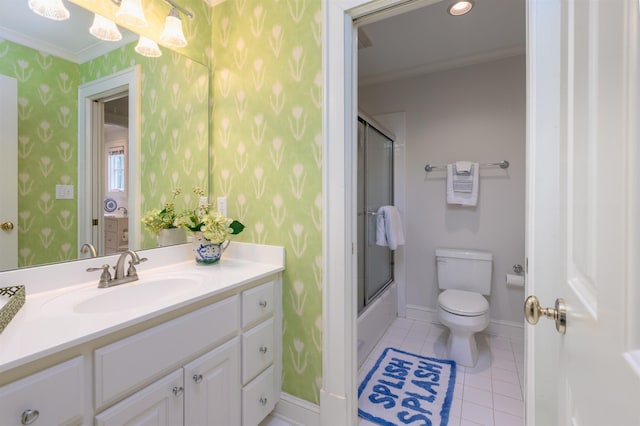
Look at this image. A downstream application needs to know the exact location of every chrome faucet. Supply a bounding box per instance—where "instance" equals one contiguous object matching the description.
[114,249,147,280]
[80,243,97,258]
[87,250,147,288]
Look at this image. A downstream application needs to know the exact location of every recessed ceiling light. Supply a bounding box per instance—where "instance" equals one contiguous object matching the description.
[448,0,474,16]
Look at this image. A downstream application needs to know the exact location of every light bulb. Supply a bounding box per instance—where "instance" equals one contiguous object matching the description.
[28,0,70,21]
[116,0,148,27]
[90,14,122,42]
[135,36,162,58]
[160,8,188,48]
[448,1,474,16]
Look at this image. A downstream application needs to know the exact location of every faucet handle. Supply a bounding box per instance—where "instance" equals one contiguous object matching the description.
[126,257,147,277]
[87,264,112,287]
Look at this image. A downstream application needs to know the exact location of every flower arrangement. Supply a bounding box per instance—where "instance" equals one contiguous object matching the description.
[142,187,245,244]
[141,188,182,236]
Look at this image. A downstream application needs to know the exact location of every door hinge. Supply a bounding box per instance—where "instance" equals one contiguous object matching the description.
[92,218,99,226]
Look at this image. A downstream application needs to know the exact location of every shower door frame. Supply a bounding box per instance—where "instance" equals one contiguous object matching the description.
[358,113,395,312]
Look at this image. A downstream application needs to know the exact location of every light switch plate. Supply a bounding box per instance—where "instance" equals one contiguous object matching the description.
[55,185,74,200]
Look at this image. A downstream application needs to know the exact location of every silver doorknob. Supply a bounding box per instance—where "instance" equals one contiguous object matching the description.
[1,221,14,231]
[524,295,566,334]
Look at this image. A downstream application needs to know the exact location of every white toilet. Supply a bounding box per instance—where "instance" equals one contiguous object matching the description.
[436,248,492,367]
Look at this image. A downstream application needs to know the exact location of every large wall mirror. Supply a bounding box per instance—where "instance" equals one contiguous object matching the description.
[0,0,210,272]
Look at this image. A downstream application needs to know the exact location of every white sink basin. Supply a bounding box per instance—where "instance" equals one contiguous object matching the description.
[41,273,210,315]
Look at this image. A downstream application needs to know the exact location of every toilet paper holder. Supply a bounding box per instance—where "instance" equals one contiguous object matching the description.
[513,264,523,274]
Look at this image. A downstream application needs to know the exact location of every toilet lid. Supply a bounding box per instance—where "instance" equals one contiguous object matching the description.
[438,289,489,316]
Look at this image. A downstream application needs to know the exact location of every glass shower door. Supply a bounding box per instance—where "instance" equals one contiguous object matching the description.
[358,117,394,313]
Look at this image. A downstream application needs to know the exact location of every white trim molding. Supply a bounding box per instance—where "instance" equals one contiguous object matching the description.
[271,393,321,426]
[77,66,141,257]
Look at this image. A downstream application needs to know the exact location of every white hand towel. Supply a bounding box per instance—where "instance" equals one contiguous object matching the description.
[447,162,479,206]
[375,206,405,250]
[455,161,473,173]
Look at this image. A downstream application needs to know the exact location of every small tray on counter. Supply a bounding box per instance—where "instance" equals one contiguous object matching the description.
[0,285,25,334]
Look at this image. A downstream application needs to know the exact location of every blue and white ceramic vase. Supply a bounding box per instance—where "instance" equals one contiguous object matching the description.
[191,232,230,264]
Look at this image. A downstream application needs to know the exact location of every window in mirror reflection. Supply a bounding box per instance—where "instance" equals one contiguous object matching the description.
[107,146,125,192]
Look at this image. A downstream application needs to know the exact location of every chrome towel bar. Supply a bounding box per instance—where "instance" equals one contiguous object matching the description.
[424,160,509,172]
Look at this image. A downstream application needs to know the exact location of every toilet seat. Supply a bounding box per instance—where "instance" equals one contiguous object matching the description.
[438,289,489,316]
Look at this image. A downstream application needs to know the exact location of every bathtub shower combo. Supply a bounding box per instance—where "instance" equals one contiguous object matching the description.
[356,114,398,366]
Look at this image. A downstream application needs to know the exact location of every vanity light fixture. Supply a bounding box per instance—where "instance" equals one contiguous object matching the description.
[159,0,194,48]
[115,0,148,28]
[89,14,123,42]
[28,0,70,21]
[135,35,162,57]
[448,0,474,16]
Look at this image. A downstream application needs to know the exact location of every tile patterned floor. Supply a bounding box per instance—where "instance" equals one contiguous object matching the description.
[262,317,525,426]
[358,318,525,426]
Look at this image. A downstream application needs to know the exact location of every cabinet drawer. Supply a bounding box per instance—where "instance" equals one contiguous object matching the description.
[242,365,276,426]
[95,296,240,409]
[105,219,118,233]
[0,357,85,426]
[242,281,274,328]
[105,232,118,249]
[242,318,274,385]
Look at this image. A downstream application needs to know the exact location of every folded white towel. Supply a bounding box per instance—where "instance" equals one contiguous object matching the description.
[376,205,405,250]
[455,161,473,173]
[447,162,479,206]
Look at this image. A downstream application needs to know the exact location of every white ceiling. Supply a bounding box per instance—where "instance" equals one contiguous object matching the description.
[0,0,136,63]
[358,0,526,85]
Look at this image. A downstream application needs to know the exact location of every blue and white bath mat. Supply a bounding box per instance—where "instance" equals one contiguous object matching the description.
[358,348,457,426]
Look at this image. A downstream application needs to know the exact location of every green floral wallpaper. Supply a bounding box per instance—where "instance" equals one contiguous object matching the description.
[0,39,80,267]
[212,0,323,404]
[80,43,210,249]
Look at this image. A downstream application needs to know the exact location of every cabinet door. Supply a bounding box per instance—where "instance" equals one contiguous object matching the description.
[95,369,183,426]
[184,337,241,426]
[0,357,85,426]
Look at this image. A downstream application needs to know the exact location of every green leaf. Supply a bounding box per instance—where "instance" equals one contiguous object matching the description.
[229,220,245,235]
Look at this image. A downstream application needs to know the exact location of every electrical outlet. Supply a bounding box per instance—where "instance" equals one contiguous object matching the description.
[217,197,227,217]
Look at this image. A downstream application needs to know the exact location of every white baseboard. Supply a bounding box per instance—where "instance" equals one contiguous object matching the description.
[271,392,320,426]
[406,304,439,323]
[406,304,524,341]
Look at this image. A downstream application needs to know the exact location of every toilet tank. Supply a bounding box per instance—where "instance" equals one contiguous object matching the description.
[436,248,493,295]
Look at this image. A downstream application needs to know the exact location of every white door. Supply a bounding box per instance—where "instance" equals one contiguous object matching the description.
[0,75,18,271]
[527,1,640,425]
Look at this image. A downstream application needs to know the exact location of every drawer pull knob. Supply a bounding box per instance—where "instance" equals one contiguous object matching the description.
[259,300,268,308]
[259,396,268,406]
[193,374,203,384]
[21,409,39,425]
[172,386,184,397]
[259,346,268,354]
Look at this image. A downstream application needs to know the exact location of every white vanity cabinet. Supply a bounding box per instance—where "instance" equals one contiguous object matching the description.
[92,275,281,426]
[0,356,86,426]
[0,244,283,426]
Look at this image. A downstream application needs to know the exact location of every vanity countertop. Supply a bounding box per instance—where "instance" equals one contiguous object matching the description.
[0,242,284,375]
